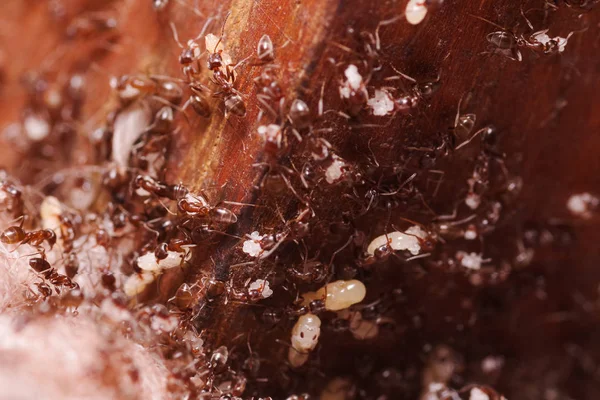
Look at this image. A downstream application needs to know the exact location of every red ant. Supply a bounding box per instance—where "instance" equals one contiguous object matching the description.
[0,223,56,255]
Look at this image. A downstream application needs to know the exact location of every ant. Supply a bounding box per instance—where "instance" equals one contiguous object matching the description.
[29,257,79,294]
[170,16,216,82]
[65,11,118,39]
[471,13,578,61]
[134,175,238,224]
[113,74,183,106]
[254,66,285,121]
[0,223,56,255]
[204,13,250,117]
[256,34,275,63]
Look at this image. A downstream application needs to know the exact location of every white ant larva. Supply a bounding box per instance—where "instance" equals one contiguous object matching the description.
[302,279,367,311]
[290,313,321,352]
[406,0,444,25]
[367,225,428,256]
[405,0,428,25]
[288,313,321,367]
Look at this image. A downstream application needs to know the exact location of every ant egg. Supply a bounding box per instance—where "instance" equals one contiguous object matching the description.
[291,313,321,352]
[339,64,366,99]
[325,155,349,184]
[248,279,273,299]
[367,225,428,256]
[367,89,395,116]
[405,0,428,25]
[456,251,483,270]
[303,279,366,311]
[242,231,265,257]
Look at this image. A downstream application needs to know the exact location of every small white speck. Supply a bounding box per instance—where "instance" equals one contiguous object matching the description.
[457,251,483,270]
[567,192,598,219]
[481,355,504,374]
[465,192,481,210]
[24,114,50,141]
[464,226,477,240]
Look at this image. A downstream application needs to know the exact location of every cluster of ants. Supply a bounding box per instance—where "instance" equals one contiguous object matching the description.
[1,0,591,398]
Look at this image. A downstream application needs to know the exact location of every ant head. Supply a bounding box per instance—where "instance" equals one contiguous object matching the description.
[207,52,223,70]
[179,48,195,65]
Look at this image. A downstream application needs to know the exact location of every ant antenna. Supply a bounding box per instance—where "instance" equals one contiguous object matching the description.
[169,22,184,48]
[213,11,232,53]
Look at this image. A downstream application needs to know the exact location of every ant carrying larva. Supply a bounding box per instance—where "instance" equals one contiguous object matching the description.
[469,12,580,61]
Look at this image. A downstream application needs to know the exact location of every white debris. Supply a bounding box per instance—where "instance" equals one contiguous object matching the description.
[481,355,504,374]
[531,29,573,53]
[367,89,395,116]
[325,155,348,184]
[23,113,50,141]
[567,192,598,219]
[242,231,264,257]
[406,0,428,25]
[470,387,490,400]
[367,225,428,256]
[457,251,483,270]
[248,279,273,299]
